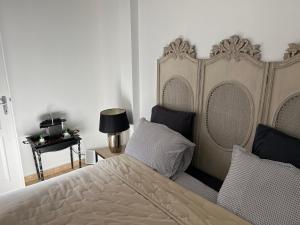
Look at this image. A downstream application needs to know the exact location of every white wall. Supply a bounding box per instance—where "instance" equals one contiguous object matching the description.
[2,0,300,176]
[0,0,133,176]
[138,0,300,119]
[130,0,140,125]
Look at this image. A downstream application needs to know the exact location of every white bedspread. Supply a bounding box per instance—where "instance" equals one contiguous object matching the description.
[0,154,249,225]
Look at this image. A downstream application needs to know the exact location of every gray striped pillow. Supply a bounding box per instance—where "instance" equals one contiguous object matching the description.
[125,118,195,178]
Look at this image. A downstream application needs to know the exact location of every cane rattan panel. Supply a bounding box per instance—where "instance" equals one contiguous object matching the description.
[162,77,194,112]
[206,82,253,149]
[274,93,300,139]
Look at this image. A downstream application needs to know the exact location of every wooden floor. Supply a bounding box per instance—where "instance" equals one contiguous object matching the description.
[25,160,87,186]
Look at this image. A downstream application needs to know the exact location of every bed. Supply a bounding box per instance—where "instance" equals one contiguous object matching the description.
[0,154,247,225]
[1,35,300,225]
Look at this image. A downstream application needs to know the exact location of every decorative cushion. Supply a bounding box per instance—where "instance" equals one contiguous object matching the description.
[252,124,300,168]
[125,118,195,178]
[218,145,300,225]
[150,105,195,141]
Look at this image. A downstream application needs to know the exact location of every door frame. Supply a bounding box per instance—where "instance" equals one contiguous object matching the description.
[0,32,25,190]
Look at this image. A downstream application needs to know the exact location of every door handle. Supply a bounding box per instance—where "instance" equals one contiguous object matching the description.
[0,96,8,115]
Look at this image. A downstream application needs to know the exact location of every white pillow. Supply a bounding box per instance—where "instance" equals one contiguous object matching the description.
[218,145,300,225]
[125,118,195,178]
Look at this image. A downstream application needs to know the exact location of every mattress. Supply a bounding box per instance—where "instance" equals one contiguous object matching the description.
[0,154,249,225]
[173,172,218,203]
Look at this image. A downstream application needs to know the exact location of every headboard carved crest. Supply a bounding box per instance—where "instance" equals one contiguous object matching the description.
[163,37,196,59]
[210,35,261,61]
[283,43,300,60]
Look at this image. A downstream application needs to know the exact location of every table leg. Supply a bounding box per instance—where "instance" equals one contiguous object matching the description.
[32,149,41,180]
[70,146,74,169]
[37,151,44,181]
[78,142,81,168]
[95,151,98,163]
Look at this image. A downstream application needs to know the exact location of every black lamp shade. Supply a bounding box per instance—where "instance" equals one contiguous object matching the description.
[99,108,129,134]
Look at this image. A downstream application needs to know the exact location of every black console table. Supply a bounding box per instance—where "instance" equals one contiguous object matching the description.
[24,134,81,181]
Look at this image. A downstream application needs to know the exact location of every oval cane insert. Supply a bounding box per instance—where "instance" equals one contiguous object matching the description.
[275,93,300,139]
[162,77,193,111]
[206,82,253,149]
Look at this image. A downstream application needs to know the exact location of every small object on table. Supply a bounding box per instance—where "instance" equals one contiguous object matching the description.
[95,146,124,162]
[99,108,129,153]
[39,135,45,144]
[24,131,81,181]
[40,118,66,137]
[63,130,71,138]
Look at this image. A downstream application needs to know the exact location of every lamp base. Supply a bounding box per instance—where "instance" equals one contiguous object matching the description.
[107,133,122,153]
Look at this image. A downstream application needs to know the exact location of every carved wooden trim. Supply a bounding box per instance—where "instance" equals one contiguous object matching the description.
[283,43,300,60]
[210,35,261,61]
[163,37,196,59]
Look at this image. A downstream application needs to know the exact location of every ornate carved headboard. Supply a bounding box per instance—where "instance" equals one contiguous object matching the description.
[157,35,300,180]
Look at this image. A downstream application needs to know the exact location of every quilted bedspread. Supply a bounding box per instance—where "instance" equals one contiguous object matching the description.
[0,154,250,225]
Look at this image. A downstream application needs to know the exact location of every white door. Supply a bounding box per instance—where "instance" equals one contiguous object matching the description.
[0,34,24,193]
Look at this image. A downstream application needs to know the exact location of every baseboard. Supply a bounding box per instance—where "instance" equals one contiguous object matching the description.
[24,160,85,186]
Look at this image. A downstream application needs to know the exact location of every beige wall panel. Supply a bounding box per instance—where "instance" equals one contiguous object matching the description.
[197,56,267,180]
[158,56,199,112]
[266,56,300,139]
[157,38,200,151]
[156,36,300,181]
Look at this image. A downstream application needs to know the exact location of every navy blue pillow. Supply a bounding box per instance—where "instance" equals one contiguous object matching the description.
[150,105,195,141]
[252,124,300,168]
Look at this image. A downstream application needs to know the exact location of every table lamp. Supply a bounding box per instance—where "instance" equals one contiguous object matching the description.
[99,108,129,153]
